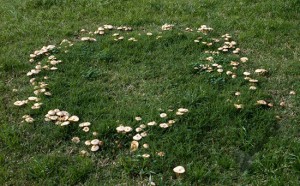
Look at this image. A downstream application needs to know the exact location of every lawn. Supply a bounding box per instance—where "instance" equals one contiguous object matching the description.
[0,0,299,185]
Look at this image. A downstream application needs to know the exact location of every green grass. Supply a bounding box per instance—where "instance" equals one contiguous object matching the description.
[1,0,299,185]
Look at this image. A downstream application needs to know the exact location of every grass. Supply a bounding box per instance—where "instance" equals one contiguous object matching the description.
[1,0,299,185]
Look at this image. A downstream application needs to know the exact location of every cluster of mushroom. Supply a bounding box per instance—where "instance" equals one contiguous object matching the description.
[117,108,189,159]
[161,23,174,31]
[45,109,79,126]
[197,25,213,34]
[29,44,56,61]
[21,115,34,123]
[84,138,104,152]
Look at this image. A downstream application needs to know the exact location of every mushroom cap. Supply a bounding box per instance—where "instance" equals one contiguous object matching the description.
[257,100,267,105]
[178,108,189,113]
[249,79,258,83]
[79,122,91,127]
[133,134,142,141]
[243,72,251,76]
[142,154,150,158]
[85,140,91,146]
[68,115,79,122]
[124,126,132,133]
[173,166,185,173]
[60,121,70,126]
[176,112,184,116]
[141,132,147,137]
[71,137,80,143]
[234,104,243,109]
[130,141,139,152]
[143,144,149,148]
[91,145,99,152]
[14,100,27,106]
[116,125,125,132]
[91,139,100,145]
[82,127,89,132]
[135,127,143,132]
[240,57,249,62]
[135,116,142,121]
[159,123,169,128]
[147,121,157,126]
[160,113,167,118]
[139,124,147,129]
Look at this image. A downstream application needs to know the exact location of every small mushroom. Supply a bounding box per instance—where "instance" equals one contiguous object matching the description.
[160,113,167,118]
[234,104,243,109]
[173,166,185,178]
[147,121,157,126]
[130,141,139,152]
[91,139,100,145]
[71,137,80,143]
[91,145,99,152]
[256,100,267,105]
[135,116,142,121]
[133,134,142,141]
[68,115,79,122]
[79,122,91,127]
[159,123,169,128]
[82,127,89,132]
[143,144,149,149]
[142,154,150,158]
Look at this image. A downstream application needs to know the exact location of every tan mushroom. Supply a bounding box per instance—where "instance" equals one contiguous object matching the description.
[130,141,139,152]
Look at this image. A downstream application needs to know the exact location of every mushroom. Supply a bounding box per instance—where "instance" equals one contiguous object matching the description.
[79,122,91,127]
[14,100,27,106]
[160,113,167,118]
[142,154,150,158]
[135,116,142,121]
[147,121,157,126]
[141,132,147,137]
[82,127,89,132]
[243,72,251,76]
[130,141,139,152]
[178,108,189,113]
[135,127,143,132]
[156,152,165,157]
[255,69,268,75]
[71,137,80,143]
[85,140,91,146]
[159,123,169,128]
[68,115,79,122]
[60,121,70,126]
[91,145,99,152]
[234,104,243,109]
[249,86,257,90]
[143,144,149,149]
[133,134,142,141]
[256,100,267,105]
[139,124,147,129]
[240,57,249,63]
[217,69,223,73]
[91,139,100,145]
[173,166,185,178]
[290,91,296,95]
[124,126,132,133]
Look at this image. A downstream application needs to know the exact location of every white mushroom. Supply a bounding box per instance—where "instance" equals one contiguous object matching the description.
[68,115,79,122]
[91,139,100,145]
[91,145,99,152]
[133,134,142,141]
[173,166,185,178]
